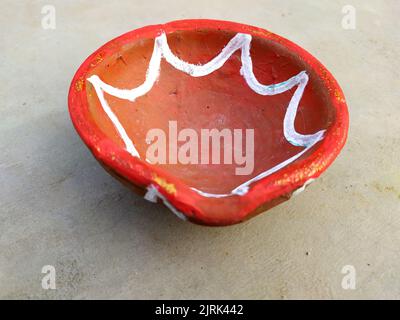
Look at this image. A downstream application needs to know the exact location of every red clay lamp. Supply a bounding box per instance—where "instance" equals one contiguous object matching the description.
[68,20,349,226]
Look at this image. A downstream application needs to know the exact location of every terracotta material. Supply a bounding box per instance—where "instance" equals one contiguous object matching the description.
[68,19,349,226]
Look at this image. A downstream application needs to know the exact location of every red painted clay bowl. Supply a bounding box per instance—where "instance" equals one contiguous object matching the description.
[68,19,348,226]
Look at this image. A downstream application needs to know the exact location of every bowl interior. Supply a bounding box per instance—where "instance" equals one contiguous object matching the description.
[86,29,335,194]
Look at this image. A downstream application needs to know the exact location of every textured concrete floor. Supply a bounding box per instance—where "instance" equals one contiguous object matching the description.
[1,0,399,299]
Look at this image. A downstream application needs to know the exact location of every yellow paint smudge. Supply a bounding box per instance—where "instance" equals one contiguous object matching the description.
[75,78,84,92]
[153,174,177,195]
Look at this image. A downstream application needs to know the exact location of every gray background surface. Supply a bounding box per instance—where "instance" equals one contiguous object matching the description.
[1,0,399,299]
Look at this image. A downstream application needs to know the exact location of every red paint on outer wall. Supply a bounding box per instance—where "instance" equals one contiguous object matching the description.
[68,19,349,226]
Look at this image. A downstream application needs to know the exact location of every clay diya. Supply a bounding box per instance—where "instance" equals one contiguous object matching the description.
[68,19,348,226]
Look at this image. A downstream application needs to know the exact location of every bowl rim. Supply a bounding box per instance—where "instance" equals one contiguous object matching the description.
[68,19,349,225]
